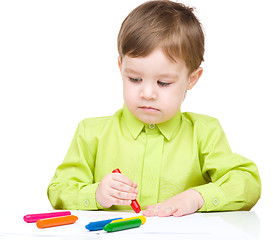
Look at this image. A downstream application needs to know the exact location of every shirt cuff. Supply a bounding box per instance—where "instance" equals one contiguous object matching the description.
[192,183,227,212]
[78,182,104,210]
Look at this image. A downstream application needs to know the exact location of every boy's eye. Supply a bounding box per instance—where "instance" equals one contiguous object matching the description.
[129,77,142,83]
[157,81,171,87]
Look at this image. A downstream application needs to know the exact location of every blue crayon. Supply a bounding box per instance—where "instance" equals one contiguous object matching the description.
[85,217,123,231]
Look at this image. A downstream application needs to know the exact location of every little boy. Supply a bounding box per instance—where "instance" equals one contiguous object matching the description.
[48,0,261,217]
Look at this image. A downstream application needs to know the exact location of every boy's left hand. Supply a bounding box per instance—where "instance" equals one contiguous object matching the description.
[142,189,204,217]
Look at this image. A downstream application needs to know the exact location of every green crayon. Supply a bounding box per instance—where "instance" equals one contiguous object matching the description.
[103,218,142,232]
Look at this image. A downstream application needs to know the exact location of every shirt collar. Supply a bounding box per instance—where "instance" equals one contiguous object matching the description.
[157,111,182,141]
[122,104,182,141]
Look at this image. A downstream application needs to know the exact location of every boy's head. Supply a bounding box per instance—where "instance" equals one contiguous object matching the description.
[118,0,205,74]
[118,0,205,124]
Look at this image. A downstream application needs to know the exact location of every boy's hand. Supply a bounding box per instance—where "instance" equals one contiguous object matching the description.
[142,189,204,217]
[95,172,138,208]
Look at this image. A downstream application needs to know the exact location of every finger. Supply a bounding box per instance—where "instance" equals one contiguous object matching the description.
[142,210,153,217]
[173,209,185,217]
[110,188,138,201]
[110,180,138,194]
[143,204,177,217]
[112,173,137,188]
[107,195,132,206]
[173,209,191,217]
[114,198,132,206]
[173,206,196,217]
[152,203,176,217]
[142,208,160,217]
[157,207,176,217]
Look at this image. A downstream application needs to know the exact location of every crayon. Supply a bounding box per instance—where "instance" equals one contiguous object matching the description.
[85,217,122,231]
[112,168,141,213]
[23,211,71,223]
[36,215,78,229]
[111,215,146,225]
[104,218,142,232]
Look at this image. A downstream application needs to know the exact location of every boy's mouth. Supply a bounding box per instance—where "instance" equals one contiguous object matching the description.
[139,106,160,112]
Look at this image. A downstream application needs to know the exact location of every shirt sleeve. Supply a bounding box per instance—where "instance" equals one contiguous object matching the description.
[192,118,261,212]
[47,120,103,210]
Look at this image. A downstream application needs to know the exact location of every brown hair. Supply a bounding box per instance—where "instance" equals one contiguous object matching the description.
[117,0,205,74]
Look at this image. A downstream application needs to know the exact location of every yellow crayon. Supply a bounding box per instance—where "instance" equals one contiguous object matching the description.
[111,215,146,225]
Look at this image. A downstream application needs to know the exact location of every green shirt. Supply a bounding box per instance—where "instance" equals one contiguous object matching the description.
[48,106,261,212]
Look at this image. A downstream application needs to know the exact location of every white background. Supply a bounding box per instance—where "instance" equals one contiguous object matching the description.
[0,0,272,233]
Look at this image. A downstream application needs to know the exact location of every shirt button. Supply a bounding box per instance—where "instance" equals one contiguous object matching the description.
[84,199,89,207]
[149,124,155,129]
[213,198,219,206]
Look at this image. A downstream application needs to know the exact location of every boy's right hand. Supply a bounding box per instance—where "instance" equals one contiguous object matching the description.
[95,172,138,208]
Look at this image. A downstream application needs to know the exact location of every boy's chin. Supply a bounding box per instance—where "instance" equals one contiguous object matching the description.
[138,116,162,125]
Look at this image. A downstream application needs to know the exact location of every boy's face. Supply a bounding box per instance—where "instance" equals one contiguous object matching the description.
[119,48,202,124]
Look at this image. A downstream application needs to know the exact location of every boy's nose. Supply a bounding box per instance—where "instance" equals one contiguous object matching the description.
[140,84,157,100]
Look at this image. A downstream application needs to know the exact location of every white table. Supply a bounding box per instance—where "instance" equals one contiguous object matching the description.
[0,210,264,240]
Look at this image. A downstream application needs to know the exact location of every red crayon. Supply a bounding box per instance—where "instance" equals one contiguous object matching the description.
[112,168,141,213]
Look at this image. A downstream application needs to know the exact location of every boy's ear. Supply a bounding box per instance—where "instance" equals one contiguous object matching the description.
[118,57,122,72]
[187,67,203,90]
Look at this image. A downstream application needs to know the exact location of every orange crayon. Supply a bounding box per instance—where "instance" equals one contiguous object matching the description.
[36,215,78,229]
